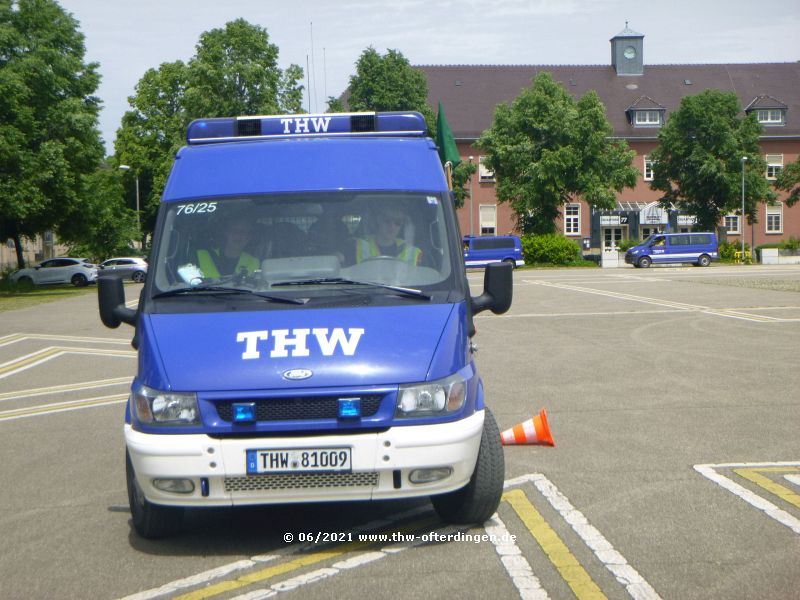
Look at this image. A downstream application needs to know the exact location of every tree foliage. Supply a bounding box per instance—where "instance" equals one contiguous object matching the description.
[346,47,435,130]
[0,0,104,267]
[478,72,638,234]
[649,89,774,231]
[64,166,139,260]
[115,19,304,239]
[774,159,800,207]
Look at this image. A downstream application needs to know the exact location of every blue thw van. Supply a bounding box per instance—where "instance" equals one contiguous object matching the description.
[463,235,524,268]
[624,232,719,268]
[98,112,513,538]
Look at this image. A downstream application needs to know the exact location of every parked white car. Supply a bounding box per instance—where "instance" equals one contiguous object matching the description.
[98,257,148,282]
[9,257,98,287]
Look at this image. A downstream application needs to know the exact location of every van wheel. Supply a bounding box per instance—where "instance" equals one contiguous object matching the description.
[126,450,184,539]
[431,407,504,525]
[697,255,711,267]
[502,258,516,269]
[638,256,651,268]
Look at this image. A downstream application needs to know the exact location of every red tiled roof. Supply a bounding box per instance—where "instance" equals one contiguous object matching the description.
[419,63,800,140]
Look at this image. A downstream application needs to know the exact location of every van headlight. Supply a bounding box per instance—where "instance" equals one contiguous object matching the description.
[396,373,467,417]
[132,384,200,425]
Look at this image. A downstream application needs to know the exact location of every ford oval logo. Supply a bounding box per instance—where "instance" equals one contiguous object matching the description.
[283,368,313,381]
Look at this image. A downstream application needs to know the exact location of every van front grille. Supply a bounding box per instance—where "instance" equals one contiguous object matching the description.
[215,395,383,422]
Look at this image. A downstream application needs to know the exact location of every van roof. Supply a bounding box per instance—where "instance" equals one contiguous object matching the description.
[162,135,447,201]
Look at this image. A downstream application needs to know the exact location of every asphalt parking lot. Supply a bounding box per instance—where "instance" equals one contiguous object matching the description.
[0,265,798,600]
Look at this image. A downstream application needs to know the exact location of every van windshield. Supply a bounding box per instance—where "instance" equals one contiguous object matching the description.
[149,192,456,301]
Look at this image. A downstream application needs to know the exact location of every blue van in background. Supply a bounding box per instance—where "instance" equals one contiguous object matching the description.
[98,112,513,538]
[463,235,525,268]
[625,232,719,267]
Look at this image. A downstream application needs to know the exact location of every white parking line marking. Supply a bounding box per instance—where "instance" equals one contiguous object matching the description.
[0,346,135,380]
[505,474,661,600]
[694,462,800,535]
[0,376,130,403]
[786,475,800,487]
[486,513,549,599]
[0,393,128,422]
[0,333,131,348]
[525,281,793,322]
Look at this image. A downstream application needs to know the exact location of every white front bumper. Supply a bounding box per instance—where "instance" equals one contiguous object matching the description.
[125,410,485,507]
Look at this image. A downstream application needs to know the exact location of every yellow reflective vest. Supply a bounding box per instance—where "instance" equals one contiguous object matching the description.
[355,237,422,265]
[196,249,260,278]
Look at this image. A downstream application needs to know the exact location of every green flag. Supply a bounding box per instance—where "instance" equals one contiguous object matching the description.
[436,101,461,169]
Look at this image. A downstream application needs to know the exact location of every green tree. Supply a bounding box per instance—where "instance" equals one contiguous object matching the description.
[478,72,638,234]
[649,89,774,231]
[64,165,139,260]
[774,159,800,207]
[0,0,104,267]
[115,19,303,241]
[346,47,435,129]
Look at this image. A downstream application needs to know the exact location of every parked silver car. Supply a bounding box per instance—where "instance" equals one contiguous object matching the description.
[98,257,148,282]
[9,257,98,287]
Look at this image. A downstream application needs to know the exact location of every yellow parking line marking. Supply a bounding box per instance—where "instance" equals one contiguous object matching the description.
[734,467,800,510]
[0,346,135,380]
[0,394,128,421]
[173,517,438,600]
[0,376,130,401]
[0,347,64,376]
[504,488,607,600]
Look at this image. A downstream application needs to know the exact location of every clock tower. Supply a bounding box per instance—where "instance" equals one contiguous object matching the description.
[611,23,644,76]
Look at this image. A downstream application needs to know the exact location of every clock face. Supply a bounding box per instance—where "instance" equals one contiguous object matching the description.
[624,46,636,59]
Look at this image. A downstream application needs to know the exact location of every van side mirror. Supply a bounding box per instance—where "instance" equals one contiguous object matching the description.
[98,275,137,328]
[471,262,513,315]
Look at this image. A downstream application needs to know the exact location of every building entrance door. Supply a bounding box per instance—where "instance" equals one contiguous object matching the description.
[602,227,624,252]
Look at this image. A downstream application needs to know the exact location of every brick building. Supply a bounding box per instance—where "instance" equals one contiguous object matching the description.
[419,25,800,255]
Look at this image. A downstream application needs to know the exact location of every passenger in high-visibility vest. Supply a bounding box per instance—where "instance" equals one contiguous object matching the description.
[355,206,422,265]
[197,217,260,278]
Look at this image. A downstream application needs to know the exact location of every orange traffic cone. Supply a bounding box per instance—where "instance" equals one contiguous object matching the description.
[500,408,555,447]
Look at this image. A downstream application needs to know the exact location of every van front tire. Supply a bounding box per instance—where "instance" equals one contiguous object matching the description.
[126,450,184,539]
[638,256,652,268]
[697,254,711,267]
[431,407,505,525]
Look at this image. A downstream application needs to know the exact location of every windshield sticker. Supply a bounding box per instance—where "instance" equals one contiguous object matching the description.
[427,196,438,205]
[237,328,364,359]
[176,201,218,215]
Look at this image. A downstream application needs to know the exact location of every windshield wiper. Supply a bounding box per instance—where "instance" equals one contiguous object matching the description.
[152,285,308,304]
[271,278,431,300]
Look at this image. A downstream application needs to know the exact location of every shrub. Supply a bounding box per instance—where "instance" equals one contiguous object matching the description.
[522,234,582,265]
[617,238,642,252]
[719,240,751,262]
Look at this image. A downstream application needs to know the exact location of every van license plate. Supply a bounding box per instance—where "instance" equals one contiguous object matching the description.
[246,448,352,474]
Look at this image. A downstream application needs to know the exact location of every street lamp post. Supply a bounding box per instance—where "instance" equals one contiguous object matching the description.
[468,156,475,236]
[119,165,141,246]
[740,156,747,260]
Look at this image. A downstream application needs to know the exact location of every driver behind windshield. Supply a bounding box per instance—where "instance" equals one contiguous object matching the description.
[196,213,260,277]
[355,204,422,265]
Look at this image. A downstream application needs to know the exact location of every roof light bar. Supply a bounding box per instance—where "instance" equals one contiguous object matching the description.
[186,111,427,144]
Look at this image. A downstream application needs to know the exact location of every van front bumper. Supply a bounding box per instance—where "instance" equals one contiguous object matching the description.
[124,410,485,507]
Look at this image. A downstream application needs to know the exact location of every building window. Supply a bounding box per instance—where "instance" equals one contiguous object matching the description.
[724,215,740,234]
[479,204,497,235]
[634,110,662,126]
[641,227,662,239]
[765,154,783,180]
[766,203,783,233]
[564,203,580,235]
[643,156,654,181]
[757,109,785,125]
[478,156,495,182]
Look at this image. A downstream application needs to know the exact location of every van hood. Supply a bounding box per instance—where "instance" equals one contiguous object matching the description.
[141,304,461,392]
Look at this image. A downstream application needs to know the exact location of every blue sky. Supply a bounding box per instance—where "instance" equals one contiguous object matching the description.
[56,0,800,155]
